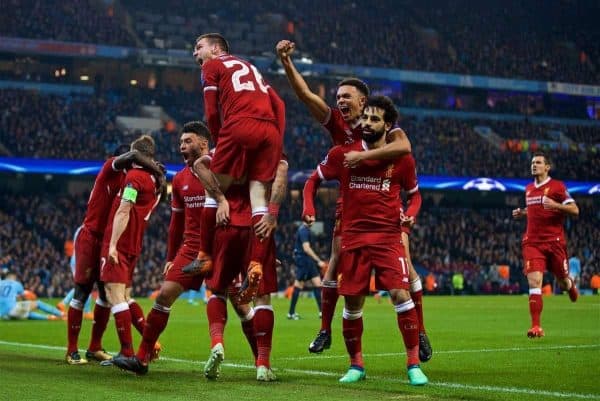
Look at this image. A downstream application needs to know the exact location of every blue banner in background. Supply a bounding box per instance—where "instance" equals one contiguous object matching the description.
[1,158,598,195]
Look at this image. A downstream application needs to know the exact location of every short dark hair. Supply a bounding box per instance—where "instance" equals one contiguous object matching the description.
[338,78,369,97]
[365,96,399,125]
[533,151,552,166]
[112,144,131,157]
[196,33,230,53]
[182,121,211,141]
[131,134,156,158]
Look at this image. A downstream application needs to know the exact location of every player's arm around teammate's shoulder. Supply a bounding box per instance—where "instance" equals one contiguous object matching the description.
[275,39,329,123]
[344,125,412,168]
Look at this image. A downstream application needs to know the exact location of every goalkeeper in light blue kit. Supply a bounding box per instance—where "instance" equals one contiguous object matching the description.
[57,226,93,317]
[0,271,63,320]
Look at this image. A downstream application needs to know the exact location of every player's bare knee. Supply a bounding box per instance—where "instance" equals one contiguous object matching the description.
[73,283,92,303]
[249,180,268,208]
[104,283,126,305]
[527,273,543,289]
[156,282,183,307]
[389,289,411,304]
[344,295,364,311]
[254,294,270,306]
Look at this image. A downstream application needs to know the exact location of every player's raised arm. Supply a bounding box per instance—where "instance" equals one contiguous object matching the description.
[276,39,329,123]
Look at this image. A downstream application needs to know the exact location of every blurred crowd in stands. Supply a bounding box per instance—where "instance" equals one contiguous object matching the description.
[0,0,598,300]
[1,190,598,298]
[1,88,598,181]
[0,0,598,84]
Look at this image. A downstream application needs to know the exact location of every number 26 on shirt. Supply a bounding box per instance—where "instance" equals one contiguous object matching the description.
[223,60,269,93]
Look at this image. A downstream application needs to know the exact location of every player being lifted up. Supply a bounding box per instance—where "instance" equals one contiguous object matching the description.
[187,33,286,305]
[512,151,579,338]
[305,96,428,385]
[276,40,430,361]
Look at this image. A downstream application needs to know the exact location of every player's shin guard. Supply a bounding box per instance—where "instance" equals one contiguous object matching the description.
[410,278,426,333]
[207,295,228,348]
[342,308,364,369]
[111,302,134,357]
[67,299,84,353]
[528,288,543,327]
[88,298,111,352]
[321,281,339,333]
[254,305,274,368]
[199,199,217,256]
[137,303,171,364]
[395,300,420,366]
[240,308,258,361]
[128,299,146,335]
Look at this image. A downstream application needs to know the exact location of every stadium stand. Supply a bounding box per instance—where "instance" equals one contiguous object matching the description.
[0,1,597,83]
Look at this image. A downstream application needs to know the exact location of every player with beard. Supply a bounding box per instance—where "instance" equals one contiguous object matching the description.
[512,151,579,338]
[304,96,428,386]
[276,40,428,357]
[111,122,212,374]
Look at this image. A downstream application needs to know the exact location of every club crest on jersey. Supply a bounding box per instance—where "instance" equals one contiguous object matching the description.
[320,154,329,165]
[183,185,189,191]
[544,187,549,195]
[381,179,391,192]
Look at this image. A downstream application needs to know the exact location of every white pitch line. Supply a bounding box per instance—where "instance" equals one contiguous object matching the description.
[0,340,598,400]
[275,343,600,361]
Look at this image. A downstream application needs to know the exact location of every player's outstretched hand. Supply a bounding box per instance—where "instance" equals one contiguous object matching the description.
[216,199,230,226]
[276,40,295,59]
[255,213,277,239]
[343,151,364,168]
[512,207,526,219]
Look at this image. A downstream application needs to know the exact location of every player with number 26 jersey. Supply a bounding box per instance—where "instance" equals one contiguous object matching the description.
[201,53,283,182]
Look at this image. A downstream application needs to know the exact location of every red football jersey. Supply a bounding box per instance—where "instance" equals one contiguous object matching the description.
[171,167,205,247]
[83,157,125,235]
[317,141,419,250]
[103,168,160,256]
[523,177,574,243]
[322,108,362,146]
[202,55,276,124]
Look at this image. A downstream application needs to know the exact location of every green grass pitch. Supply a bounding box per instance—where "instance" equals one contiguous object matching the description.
[1,295,598,401]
